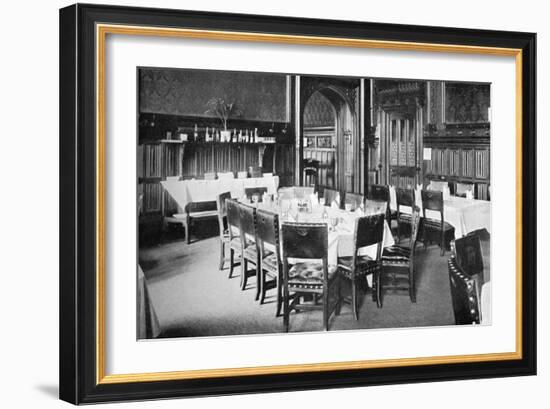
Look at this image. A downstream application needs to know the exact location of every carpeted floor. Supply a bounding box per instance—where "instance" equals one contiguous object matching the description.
[139,222,490,339]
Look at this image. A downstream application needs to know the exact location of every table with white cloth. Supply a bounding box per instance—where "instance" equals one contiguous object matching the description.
[253,201,395,285]
[161,176,279,211]
[389,186,491,238]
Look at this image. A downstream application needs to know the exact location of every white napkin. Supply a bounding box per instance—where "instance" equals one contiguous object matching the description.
[331,201,339,210]
[466,190,474,200]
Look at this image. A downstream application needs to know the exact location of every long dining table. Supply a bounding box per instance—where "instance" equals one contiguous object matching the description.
[249,199,395,271]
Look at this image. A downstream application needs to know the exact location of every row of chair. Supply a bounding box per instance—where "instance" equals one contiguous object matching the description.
[216,191,424,331]
[323,185,454,256]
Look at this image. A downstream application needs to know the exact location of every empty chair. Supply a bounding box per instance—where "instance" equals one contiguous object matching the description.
[337,214,385,319]
[368,184,394,223]
[237,171,248,179]
[282,222,341,332]
[448,256,480,325]
[323,188,341,208]
[344,192,364,211]
[204,172,216,180]
[245,187,268,202]
[238,203,261,299]
[216,192,232,270]
[454,234,485,283]
[379,206,421,306]
[303,158,319,188]
[421,190,454,256]
[248,166,263,178]
[395,188,415,243]
[225,199,242,279]
[217,171,235,180]
[256,209,282,315]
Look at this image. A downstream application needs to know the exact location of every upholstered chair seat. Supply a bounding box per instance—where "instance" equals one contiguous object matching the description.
[337,256,379,277]
[288,262,338,286]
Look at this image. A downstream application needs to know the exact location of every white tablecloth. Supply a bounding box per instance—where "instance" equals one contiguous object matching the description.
[389,186,491,238]
[260,204,394,266]
[161,176,279,211]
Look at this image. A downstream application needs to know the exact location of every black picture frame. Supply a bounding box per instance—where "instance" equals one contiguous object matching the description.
[59,3,536,404]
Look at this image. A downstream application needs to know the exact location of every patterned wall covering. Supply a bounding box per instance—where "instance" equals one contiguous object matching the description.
[139,68,288,122]
[303,91,335,126]
[445,83,490,124]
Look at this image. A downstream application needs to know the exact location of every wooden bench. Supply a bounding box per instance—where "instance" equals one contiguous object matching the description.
[164,200,218,244]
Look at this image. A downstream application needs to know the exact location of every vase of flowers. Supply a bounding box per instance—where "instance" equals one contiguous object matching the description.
[205,98,241,142]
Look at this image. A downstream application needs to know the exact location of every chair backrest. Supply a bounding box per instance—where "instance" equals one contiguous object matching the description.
[217,172,235,180]
[248,166,263,178]
[396,188,415,208]
[245,187,268,202]
[256,209,280,260]
[204,172,216,180]
[369,184,390,202]
[281,222,328,259]
[454,234,484,281]
[354,213,385,251]
[448,257,480,325]
[344,192,364,210]
[323,188,341,207]
[421,189,444,214]
[238,203,257,240]
[216,192,231,235]
[226,199,241,240]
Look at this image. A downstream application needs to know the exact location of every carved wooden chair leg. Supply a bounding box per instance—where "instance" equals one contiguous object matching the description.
[228,249,235,278]
[185,216,191,244]
[276,278,282,317]
[351,278,358,320]
[259,269,267,304]
[218,239,225,270]
[254,261,261,301]
[409,269,416,303]
[241,259,248,290]
[440,229,445,256]
[323,287,329,331]
[283,286,290,332]
[376,269,382,308]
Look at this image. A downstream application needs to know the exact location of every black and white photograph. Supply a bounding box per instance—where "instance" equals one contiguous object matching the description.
[137,67,491,339]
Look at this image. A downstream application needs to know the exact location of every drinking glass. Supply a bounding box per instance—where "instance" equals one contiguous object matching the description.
[345,203,352,212]
[330,216,339,232]
[319,197,326,207]
[252,194,259,207]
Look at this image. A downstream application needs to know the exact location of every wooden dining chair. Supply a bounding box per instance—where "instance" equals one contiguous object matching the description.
[244,187,268,202]
[344,192,364,211]
[420,189,454,256]
[395,187,415,243]
[281,222,341,332]
[380,206,421,306]
[323,188,341,208]
[448,256,480,325]
[337,214,385,319]
[454,234,485,283]
[238,203,261,300]
[256,209,282,316]
[225,199,242,279]
[216,192,232,270]
[368,184,395,224]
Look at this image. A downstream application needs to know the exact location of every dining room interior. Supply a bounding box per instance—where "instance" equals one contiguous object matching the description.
[137,67,491,339]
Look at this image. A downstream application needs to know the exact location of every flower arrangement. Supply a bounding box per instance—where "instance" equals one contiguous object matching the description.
[205,98,242,131]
